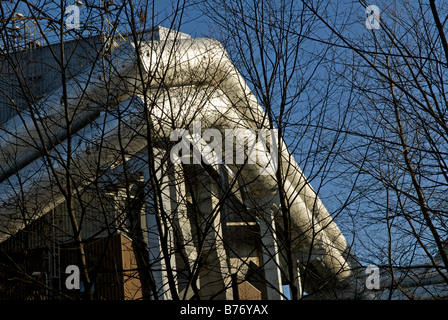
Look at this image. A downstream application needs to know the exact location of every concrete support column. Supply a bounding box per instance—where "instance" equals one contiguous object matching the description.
[143,148,178,300]
[257,199,284,300]
[145,148,202,300]
[171,163,200,299]
[210,175,234,300]
[188,165,233,300]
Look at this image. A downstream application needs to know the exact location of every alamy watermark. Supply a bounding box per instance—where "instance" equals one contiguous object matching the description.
[170,121,279,176]
[365,265,380,290]
[65,264,80,290]
[65,2,82,30]
[365,5,381,30]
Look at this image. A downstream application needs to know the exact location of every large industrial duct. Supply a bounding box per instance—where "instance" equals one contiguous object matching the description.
[0,33,359,297]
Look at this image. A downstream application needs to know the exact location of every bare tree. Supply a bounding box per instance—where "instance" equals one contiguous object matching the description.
[292,0,448,299]
[0,0,383,302]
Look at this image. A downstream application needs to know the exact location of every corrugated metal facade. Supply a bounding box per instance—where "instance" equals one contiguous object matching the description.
[0,35,104,124]
[0,186,144,300]
[0,234,142,300]
[0,189,123,251]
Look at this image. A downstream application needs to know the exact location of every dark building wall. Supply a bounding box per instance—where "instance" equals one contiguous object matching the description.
[0,234,142,300]
[0,35,105,124]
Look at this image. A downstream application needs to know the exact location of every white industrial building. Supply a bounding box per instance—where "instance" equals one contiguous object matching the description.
[0,26,445,300]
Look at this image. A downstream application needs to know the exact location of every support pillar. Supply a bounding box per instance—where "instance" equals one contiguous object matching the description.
[257,200,284,300]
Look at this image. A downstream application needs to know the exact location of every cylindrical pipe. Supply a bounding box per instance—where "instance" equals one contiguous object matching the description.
[0,37,354,288]
[0,97,147,241]
[0,42,140,183]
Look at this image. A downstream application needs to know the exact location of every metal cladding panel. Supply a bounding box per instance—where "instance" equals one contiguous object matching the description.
[0,29,357,297]
[60,234,125,300]
[120,235,143,300]
[0,247,47,299]
[59,234,142,300]
[0,35,104,125]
